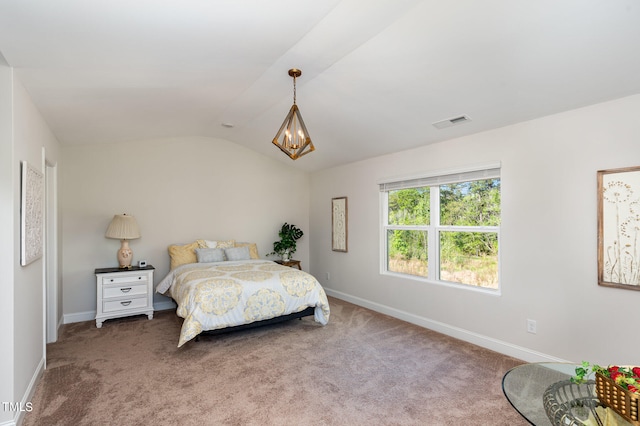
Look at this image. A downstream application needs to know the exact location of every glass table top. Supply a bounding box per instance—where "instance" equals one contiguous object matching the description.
[502,363,580,425]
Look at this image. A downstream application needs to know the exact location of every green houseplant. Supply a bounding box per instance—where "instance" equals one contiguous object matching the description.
[269,223,303,261]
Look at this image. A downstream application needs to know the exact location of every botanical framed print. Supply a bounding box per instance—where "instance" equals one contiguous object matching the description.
[332,197,348,252]
[597,166,640,290]
[21,161,44,266]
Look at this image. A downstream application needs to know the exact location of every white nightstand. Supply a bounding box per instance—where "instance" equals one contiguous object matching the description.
[95,265,155,328]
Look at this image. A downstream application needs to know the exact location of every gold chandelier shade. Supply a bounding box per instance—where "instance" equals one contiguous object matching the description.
[272,69,315,160]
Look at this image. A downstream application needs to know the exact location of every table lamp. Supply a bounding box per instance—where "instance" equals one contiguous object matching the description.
[105,214,141,268]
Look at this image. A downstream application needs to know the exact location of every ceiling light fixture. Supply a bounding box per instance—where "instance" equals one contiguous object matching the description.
[272,68,315,160]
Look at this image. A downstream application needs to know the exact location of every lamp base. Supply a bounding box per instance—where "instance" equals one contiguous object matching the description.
[117,240,133,269]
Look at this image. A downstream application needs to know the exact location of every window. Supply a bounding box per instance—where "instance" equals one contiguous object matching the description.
[380,164,500,290]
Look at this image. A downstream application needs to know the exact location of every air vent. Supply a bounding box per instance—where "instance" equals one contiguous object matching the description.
[432,115,471,129]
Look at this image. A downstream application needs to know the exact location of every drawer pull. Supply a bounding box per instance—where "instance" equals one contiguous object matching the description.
[120,301,132,306]
[110,279,114,282]
[120,287,132,293]
[138,277,142,280]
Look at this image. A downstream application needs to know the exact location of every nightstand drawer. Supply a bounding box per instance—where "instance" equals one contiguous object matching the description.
[102,282,148,299]
[103,296,148,313]
[101,274,148,285]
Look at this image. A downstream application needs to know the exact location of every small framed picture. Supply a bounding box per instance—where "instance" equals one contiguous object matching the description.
[21,161,44,266]
[332,197,348,252]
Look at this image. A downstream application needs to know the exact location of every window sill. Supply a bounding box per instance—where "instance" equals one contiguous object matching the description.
[381,270,501,296]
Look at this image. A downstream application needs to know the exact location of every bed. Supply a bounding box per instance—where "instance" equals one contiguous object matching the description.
[156,240,330,347]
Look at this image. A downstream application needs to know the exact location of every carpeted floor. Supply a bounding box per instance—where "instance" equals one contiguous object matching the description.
[24,297,528,425]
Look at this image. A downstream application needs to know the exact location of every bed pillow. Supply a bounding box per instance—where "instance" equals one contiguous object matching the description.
[234,242,259,259]
[168,241,201,270]
[201,239,236,249]
[195,247,225,263]
[224,246,251,261]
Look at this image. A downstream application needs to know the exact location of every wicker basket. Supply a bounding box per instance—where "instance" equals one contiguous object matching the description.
[595,372,640,426]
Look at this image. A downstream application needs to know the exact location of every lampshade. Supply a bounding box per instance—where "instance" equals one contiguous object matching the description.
[105,214,141,240]
[105,214,140,268]
[272,68,315,160]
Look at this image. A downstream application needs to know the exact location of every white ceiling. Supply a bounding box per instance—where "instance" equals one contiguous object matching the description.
[1,0,639,172]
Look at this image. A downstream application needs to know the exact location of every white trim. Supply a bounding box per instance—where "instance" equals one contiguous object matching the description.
[44,151,58,345]
[380,270,501,295]
[379,191,387,276]
[7,357,44,426]
[324,288,568,364]
[378,160,501,187]
[64,301,175,325]
[63,310,95,324]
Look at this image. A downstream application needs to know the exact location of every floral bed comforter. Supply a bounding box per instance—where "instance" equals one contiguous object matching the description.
[156,260,330,347]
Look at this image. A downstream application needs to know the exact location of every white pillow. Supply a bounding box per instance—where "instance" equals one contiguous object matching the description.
[195,248,225,263]
[224,246,251,261]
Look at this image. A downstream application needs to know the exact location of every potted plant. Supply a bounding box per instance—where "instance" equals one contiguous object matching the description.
[269,223,303,261]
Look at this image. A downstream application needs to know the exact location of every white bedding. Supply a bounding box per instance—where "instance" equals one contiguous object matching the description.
[156,260,330,347]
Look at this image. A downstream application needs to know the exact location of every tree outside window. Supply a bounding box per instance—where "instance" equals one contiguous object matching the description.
[383,174,500,290]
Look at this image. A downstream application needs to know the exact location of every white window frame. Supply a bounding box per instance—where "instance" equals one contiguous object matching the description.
[379,162,501,293]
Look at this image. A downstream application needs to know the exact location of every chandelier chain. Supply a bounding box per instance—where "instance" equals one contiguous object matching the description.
[293,75,297,105]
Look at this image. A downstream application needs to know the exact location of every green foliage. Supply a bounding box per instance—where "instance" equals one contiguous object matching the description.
[439,179,500,261]
[440,179,501,227]
[571,361,609,384]
[387,188,429,263]
[269,223,304,257]
[572,361,594,384]
[387,179,500,286]
[388,187,430,225]
[388,229,428,262]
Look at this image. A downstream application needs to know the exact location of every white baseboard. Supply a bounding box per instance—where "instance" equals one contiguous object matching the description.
[7,356,45,426]
[63,301,176,324]
[63,310,95,324]
[324,288,568,364]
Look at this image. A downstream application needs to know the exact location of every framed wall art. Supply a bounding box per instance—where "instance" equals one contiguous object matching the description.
[332,197,348,252]
[597,166,640,290]
[21,161,44,266]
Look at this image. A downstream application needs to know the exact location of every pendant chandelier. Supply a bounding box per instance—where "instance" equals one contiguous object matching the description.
[272,68,315,160]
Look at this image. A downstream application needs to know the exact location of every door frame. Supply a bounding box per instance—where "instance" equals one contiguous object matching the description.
[43,151,59,346]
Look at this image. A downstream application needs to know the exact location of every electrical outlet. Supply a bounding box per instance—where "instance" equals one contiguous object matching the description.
[326,272,331,281]
[527,319,537,334]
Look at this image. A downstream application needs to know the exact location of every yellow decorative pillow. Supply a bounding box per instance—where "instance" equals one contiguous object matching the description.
[168,241,201,270]
[235,242,259,259]
[201,239,236,249]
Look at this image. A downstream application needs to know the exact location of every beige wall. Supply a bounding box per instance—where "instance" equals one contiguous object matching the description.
[0,52,15,426]
[0,61,62,425]
[310,94,640,364]
[61,136,311,320]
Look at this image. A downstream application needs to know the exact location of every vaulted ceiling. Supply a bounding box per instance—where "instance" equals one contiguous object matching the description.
[1,1,639,172]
